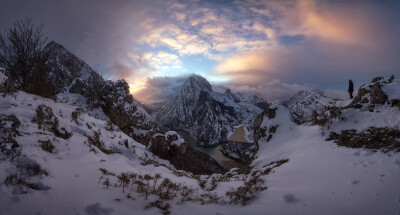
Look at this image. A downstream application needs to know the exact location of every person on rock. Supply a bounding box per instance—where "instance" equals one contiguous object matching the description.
[348,79,354,99]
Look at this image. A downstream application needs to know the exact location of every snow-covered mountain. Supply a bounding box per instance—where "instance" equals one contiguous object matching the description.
[45,41,104,96]
[283,89,336,124]
[43,41,164,145]
[154,74,264,146]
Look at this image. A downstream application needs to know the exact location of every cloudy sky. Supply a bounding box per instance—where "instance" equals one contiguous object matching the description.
[1,0,400,103]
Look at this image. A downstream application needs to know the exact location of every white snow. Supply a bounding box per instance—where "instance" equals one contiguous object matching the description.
[0,68,8,85]
[1,76,400,215]
[165,131,185,146]
[383,78,400,100]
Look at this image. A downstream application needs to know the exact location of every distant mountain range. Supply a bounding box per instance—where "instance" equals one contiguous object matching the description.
[153,74,268,146]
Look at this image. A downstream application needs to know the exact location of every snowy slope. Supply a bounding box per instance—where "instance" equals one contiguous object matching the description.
[0,91,290,215]
[251,77,400,214]
[1,76,399,215]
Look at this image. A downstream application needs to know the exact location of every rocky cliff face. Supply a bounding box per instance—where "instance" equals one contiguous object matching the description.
[348,76,392,110]
[283,89,335,124]
[253,107,278,146]
[154,74,263,146]
[44,41,163,145]
[44,41,104,96]
[100,80,165,145]
[148,131,225,174]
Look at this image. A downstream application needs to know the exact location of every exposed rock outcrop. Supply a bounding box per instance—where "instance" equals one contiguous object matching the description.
[283,89,335,124]
[220,142,255,163]
[44,41,104,96]
[148,131,225,175]
[100,80,164,145]
[348,76,392,110]
[45,41,164,145]
[253,107,278,145]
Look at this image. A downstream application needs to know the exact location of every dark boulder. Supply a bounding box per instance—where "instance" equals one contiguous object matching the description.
[370,82,388,105]
[372,76,384,83]
[220,142,255,163]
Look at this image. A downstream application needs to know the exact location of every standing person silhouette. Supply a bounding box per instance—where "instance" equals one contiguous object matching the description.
[348,80,354,99]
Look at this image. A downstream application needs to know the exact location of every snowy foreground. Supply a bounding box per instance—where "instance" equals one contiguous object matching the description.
[1,79,400,214]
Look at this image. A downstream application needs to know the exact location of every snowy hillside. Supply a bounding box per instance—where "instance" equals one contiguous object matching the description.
[1,75,399,214]
[0,91,289,215]
[252,76,400,214]
[154,74,264,146]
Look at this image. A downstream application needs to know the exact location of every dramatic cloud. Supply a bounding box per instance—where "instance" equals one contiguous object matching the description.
[214,0,400,100]
[216,79,312,101]
[1,0,399,103]
[133,75,189,104]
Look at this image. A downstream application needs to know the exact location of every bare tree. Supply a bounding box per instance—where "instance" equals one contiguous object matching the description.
[117,172,130,193]
[0,17,55,98]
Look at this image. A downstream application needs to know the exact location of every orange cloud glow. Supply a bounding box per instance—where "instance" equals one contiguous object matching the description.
[284,0,375,46]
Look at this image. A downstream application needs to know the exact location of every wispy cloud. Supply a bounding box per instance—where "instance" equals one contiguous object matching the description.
[3,0,399,103]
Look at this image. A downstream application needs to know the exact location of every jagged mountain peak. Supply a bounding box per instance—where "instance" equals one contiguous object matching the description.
[154,75,263,146]
[44,40,104,94]
[180,74,212,93]
[295,89,324,97]
[45,40,66,50]
[284,88,335,124]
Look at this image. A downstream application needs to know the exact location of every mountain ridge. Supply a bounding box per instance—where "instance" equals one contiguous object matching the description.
[154,74,266,146]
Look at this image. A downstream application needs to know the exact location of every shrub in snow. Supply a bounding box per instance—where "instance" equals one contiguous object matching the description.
[87,131,113,154]
[0,114,21,160]
[226,174,267,205]
[32,104,72,139]
[4,161,49,194]
[226,159,289,205]
[311,106,343,130]
[99,168,116,176]
[39,140,55,153]
[103,178,110,189]
[71,107,84,125]
[105,121,114,131]
[117,172,130,193]
[179,185,196,203]
[326,127,400,152]
[101,159,288,213]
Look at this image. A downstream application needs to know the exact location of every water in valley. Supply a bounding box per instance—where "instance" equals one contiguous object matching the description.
[195,144,245,170]
[175,129,247,170]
